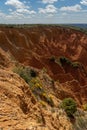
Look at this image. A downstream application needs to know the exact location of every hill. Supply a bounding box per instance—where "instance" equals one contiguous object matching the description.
[0,25,87,129]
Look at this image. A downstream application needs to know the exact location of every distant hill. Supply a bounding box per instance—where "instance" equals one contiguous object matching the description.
[58,24,87,34]
[69,24,87,29]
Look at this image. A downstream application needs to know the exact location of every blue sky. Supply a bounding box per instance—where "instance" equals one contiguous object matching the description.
[0,0,87,24]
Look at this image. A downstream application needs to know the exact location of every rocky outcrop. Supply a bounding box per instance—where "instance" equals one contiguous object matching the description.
[0,25,87,129]
[0,69,38,129]
[0,26,87,101]
[0,68,75,130]
[0,26,87,64]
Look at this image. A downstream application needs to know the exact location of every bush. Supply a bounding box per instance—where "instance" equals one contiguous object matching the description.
[30,69,37,77]
[59,56,71,65]
[13,66,37,83]
[58,56,81,69]
[61,98,77,117]
[13,66,30,83]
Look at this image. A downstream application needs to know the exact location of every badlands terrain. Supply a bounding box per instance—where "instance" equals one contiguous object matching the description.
[0,25,87,130]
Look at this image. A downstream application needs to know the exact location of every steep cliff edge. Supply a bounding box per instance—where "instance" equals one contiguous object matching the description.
[0,25,87,129]
[0,67,75,130]
[0,26,87,104]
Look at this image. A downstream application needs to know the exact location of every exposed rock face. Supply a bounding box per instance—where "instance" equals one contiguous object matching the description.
[0,26,87,64]
[0,68,74,130]
[0,26,87,73]
[0,25,87,129]
[0,26,87,104]
[0,69,38,129]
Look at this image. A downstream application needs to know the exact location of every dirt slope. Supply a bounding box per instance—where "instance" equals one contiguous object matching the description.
[0,68,75,130]
[0,26,87,104]
[0,25,87,129]
[0,26,87,74]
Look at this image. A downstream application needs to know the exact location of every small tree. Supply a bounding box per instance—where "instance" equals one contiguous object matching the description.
[61,98,77,117]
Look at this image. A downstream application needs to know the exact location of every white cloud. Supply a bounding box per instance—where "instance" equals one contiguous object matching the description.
[0,11,5,17]
[47,14,54,17]
[39,5,57,14]
[60,4,82,12]
[42,0,58,4]
[62,12,67,16]
[5,0,36,16]
[11,11,24,16]
[0,0,86,24]
[5,0,26,9]
[16,8,36,14]
[80,0,87,5]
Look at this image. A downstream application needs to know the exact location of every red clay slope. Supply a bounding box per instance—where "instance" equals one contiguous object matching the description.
[0,25,87,105]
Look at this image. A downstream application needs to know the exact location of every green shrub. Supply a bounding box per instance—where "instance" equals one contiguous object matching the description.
[61,98,77,117]
[13,66,54,107]
[13,66,36,83]
[30,69,37,77]
[13,66,30,83]
[58,56,81,69]
[29,78,43,93]
[59,56,71,65]
[29,78,54,107]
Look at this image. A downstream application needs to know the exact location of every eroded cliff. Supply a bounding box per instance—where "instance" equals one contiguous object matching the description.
[0,26,87,104]
[0,25,87,129]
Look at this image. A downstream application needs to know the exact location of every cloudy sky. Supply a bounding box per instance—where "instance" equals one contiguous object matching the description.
[0,0,87,24]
